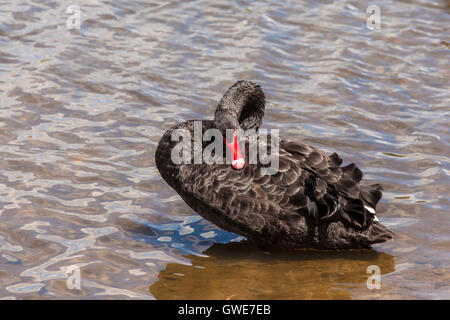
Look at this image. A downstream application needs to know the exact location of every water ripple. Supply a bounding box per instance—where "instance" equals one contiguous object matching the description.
[0,0,449,299]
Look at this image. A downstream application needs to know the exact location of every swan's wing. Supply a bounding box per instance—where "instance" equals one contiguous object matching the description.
[180,148,329,241]
[279,140,382,229]
[176,136,381,245]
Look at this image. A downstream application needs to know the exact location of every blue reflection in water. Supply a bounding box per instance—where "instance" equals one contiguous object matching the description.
[121,214,245,256]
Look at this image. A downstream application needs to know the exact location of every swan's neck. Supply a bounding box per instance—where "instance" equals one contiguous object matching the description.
[214,81,265,132]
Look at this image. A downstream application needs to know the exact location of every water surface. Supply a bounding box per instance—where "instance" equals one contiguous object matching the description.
[0,0,449,299]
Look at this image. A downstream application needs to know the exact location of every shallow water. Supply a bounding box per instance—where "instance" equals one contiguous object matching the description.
[0,0,449,299]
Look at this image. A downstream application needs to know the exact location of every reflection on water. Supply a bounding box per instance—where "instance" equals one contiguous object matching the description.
[150,241,395,300]
[0,0,449,299]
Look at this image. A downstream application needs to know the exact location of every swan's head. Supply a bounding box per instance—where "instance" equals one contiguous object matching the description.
[214,80,265,170]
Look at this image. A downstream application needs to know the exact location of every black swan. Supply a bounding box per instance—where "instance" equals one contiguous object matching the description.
[155,80,393,250]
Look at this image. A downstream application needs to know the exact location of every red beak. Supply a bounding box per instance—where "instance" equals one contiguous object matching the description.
[224,129,245,169]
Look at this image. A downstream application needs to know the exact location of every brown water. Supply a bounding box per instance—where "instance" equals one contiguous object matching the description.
[0,0,449,299]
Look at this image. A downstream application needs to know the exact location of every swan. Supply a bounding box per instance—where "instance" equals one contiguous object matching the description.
[155,80,393,250]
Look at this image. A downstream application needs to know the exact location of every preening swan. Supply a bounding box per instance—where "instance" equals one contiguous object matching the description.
[155,80,393,249]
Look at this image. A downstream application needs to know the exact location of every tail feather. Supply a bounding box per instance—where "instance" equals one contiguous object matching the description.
[323,220,394,249]
[361,184,383,210]
[364,221,394,245]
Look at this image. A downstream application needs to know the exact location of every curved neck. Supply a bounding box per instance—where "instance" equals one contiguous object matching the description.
[214,80,265,133]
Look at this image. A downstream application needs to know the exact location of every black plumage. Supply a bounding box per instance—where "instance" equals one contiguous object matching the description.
[155,80,393,250]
